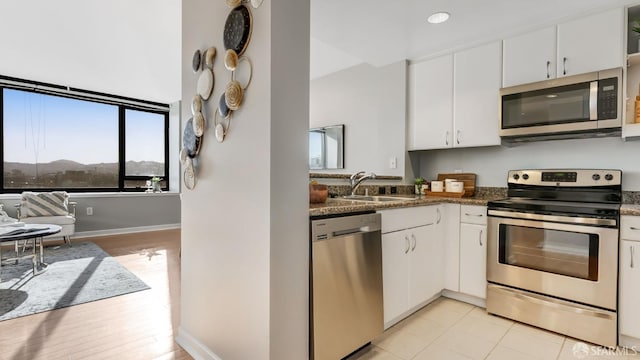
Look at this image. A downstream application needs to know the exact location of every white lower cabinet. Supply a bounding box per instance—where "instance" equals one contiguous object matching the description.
[458,205,488,300]
[620,238,640,340]
[459,223,487,299]
[381,205,442,327]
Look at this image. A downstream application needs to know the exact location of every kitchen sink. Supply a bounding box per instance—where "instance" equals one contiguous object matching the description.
[342,195,418,203]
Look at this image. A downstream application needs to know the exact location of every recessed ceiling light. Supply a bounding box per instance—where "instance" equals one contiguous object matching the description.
[428,12,450,24]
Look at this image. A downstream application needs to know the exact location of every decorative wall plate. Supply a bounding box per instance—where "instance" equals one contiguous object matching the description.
[191,95,202,114]
[226,0,242,8]
[234,56,253,89]
[215,123,226,143]
[183,118,202,158]
[205,47,217,69]
[250,0,263,9]
[184,159,196,190]
[192,49,202,72]
[223,5,253,56]
[180,147,188,164]
[193,112,205,137]
[224,49,239,71]
[197,68,215,100]
[218,92,230,118]
[225,80,243,111]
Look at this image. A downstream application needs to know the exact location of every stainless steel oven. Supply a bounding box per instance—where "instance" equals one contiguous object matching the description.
[486,169,622,347]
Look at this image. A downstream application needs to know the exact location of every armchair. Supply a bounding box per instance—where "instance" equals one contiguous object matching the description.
[16,191,76,246]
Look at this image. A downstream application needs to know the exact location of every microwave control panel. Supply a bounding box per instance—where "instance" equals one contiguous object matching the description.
[598,77,618,120]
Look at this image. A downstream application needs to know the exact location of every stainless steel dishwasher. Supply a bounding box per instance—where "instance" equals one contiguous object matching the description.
[311,212,383,360]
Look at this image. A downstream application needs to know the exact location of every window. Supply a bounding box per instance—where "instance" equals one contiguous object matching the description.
[1,77,169,192]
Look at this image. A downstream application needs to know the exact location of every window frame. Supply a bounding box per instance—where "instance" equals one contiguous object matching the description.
[0,75,170,193]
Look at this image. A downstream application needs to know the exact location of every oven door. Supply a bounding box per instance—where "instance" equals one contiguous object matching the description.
[487,215,618,310]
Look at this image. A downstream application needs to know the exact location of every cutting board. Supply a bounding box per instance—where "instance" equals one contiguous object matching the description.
[436,173,476,197]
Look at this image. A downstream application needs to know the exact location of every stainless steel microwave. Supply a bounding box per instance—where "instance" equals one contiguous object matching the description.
[499,67,622,140]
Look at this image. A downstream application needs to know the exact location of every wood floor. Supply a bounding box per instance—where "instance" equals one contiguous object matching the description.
[0,229,192,360]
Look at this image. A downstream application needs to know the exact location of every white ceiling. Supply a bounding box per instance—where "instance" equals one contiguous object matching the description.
[310,0,638,79]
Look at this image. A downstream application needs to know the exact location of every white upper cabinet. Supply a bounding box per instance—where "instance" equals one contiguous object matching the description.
[453,41,502,148]
[503,8,624,87]
[408,42,501,151]
[503,26,557,87]
[557,8,624,77]
[408,55,453,150]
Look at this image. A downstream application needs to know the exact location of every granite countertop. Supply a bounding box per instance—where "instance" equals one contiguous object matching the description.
[621,205,640,216]
[309,193,504,217]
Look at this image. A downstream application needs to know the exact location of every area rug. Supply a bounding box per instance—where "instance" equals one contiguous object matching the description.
[0,241,149,321]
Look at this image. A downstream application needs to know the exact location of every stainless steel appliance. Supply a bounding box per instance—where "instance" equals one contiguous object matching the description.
[500,68,622,141]
[311,212,383,360]
[487,169,622,347]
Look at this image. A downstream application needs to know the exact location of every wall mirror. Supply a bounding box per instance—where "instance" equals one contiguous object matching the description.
[309,124,344,170]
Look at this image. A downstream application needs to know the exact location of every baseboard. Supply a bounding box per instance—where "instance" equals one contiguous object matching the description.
[176,327,223,360]
[74,223,181,239]
[620,334,640,350]
[442,290,486,308]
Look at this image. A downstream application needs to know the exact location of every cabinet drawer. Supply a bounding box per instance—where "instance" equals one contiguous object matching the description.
[460,205,487,225]
[621,216,640,241]
[380,206,438,234]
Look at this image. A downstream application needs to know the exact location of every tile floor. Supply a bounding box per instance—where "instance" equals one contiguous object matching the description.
[349,297,640,360]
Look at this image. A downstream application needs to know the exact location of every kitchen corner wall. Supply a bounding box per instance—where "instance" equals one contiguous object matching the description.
[310,61,407,178]
[418,137,640,190]
[180,0,309,359]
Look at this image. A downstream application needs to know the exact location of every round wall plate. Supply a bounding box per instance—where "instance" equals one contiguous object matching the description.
[224,49,238,71]
[191,95,202,114]
[250,0,263,9]
[184,160,196,190]
[192,49,202,72]
[225,80,243,111]
[223,5,253,56]
[183,118,202,157]
[215,123,226,143]
[197,69,215,100]
[193,112,205,137]
[218,92,230,118]
[205,47,217,69]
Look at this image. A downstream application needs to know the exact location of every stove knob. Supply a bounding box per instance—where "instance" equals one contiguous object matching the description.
[592,174,601,181]
[605,173,614,181]
[513,174,520,180]
[522,173,529,180]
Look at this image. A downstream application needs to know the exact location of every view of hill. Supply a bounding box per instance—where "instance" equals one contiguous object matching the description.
[4,160,164,177]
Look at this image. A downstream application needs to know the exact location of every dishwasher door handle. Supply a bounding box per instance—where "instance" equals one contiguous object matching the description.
[332,226,372,237]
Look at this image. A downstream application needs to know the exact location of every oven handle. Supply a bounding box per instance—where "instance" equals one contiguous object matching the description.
[487,209,617,227]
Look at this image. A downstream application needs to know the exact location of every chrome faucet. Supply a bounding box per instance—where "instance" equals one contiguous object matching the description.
[349,171,376,195]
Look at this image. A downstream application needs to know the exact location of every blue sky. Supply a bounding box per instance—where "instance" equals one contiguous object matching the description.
[3,89,164,164]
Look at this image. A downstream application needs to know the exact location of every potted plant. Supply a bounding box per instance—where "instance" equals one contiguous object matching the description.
[414,177,425,195]
[152,176,162,193]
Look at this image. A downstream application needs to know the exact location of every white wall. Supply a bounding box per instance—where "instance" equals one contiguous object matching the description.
[179,0,309,359]
[0,0,180,103]
[418,137,640,190]
[310,61,407,177]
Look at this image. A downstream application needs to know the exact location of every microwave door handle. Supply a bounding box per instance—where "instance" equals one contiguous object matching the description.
[589,81,598,120]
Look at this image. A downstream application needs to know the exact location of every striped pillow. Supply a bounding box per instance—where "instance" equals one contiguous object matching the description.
[21,191,69,217]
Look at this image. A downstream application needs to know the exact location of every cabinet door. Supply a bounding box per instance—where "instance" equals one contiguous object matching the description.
[557,8,624,77]
[502,26,556,87]
[408,224,441,309]
[453,41,502,148]
[408,55,453,150]
[620,240,640,338]
[459,223,487,299]
[382,231,409,325]
[443,204,461,291]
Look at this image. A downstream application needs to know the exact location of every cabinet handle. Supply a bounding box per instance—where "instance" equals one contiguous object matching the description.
[479,229,483,246]
[562,57,567,75]
[465,213,483,217]
[411,234,417,251]
[436,208,441,224]
[546,61,551,79]
[632,246,635,269]
[630,226,640,231]
[445,131,449,146]
[456,130,461,145]
[404,236,410,254]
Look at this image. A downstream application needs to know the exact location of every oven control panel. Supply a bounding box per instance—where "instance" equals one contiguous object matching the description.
[508,169,621,186]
